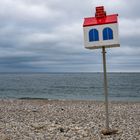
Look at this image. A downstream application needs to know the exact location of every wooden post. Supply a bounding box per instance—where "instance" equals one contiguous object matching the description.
[102,47,109,131]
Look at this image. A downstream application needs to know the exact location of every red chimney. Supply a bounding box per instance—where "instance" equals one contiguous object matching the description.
[95,6,106,18]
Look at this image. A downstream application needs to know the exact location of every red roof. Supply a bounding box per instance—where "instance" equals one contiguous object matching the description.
[83,6,118,27]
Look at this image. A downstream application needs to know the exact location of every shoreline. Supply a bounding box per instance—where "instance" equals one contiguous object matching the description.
[0,99,140,139]
[1,97,140,103]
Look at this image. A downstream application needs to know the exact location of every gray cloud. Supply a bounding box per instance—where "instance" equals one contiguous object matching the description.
[0,0,139,72]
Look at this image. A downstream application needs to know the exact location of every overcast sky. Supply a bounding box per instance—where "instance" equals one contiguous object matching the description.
[0,0,140,72]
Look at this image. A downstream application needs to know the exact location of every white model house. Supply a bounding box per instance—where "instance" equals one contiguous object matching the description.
[83,6,120,49]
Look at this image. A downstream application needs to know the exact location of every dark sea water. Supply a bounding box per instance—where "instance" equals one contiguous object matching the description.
[0,73,140,101]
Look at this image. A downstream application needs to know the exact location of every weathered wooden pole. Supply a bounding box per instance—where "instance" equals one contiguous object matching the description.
[102,47,109,131]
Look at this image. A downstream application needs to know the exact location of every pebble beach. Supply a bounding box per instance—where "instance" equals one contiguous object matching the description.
[0,99,140,140]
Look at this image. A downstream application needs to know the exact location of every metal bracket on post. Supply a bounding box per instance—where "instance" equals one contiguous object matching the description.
[102,47,110,132]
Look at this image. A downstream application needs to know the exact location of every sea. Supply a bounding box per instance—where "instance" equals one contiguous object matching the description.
[0,73,140,101]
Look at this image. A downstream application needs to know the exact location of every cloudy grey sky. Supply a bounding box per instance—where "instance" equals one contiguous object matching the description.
[0,0,140,72]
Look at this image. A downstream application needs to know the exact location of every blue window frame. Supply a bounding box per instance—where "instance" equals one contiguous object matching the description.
[103,27,113,40]
[89,29,99,42]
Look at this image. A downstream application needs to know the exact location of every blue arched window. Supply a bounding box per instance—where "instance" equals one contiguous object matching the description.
[89,29,99,42]
[103,27,113,40]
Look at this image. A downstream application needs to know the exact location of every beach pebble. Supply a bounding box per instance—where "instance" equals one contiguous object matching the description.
[0,99,139,140]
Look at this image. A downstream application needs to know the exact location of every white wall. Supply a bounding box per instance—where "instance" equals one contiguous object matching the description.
[83,23,120,49]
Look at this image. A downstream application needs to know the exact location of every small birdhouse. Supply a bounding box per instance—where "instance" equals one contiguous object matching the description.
[83,6,120,49]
